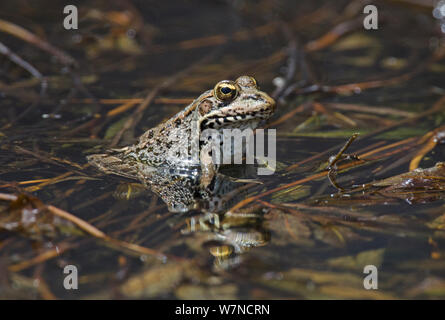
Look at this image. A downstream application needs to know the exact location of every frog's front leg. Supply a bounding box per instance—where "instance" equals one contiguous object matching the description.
[199,145,218,188]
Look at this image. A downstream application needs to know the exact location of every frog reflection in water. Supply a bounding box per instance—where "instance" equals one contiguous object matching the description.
[88,76,276,212]
[88,76,275,268]
[180,209,271,270]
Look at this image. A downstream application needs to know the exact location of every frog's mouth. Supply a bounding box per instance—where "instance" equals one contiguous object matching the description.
[199,90,276,130]
[200,112,268,130]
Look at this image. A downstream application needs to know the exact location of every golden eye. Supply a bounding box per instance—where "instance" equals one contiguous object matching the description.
[213,81,238,101]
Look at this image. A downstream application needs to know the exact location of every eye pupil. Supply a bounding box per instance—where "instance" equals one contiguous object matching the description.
[221,87,232,94]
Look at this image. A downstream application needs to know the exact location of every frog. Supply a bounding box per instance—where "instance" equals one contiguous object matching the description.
[87,76,276,211]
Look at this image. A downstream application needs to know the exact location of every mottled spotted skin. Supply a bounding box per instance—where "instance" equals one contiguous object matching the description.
[87,76,275,201]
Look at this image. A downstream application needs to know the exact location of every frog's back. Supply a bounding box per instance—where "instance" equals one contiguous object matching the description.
[87,92,206,176]
[87,149,142,180]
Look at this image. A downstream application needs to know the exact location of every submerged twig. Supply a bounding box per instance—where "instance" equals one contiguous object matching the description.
[326,133,360,191]
[0,41,48,130]
[271,23,299,101]
[228,137,420,213]
[0,41,43,79]
[409,125,445,171]
[304,17,364,52]
[0,193,168,265]
[0,18,76,67]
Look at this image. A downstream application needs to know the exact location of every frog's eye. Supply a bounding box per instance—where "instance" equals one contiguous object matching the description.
[213,81,238,102]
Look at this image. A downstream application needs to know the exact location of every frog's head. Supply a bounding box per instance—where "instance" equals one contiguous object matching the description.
[195,76,276,131]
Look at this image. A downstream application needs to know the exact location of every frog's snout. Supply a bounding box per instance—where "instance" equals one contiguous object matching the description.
[260,91,276,115]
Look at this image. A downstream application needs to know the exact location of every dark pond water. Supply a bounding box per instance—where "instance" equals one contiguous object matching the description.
[1,0,445,299]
